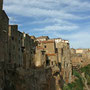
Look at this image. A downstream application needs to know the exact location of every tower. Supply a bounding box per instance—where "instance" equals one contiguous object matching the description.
[0,0,3,10]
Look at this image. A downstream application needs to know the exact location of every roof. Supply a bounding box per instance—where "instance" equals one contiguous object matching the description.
[36,36,49,39]
[46,53,56,56]
[76,49,84,50]
[52,38,62,40]
[36,46,44,50]
[39,40,54,43]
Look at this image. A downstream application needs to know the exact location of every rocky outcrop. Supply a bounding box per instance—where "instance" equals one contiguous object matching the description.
[4,67,58,90]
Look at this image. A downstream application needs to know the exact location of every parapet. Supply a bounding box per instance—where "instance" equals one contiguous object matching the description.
[9,25,18,31]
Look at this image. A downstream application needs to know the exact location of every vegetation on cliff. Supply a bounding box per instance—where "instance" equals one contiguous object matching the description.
[63,64,90,90]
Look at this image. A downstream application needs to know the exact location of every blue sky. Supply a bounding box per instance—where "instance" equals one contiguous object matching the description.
[3,0,90,48]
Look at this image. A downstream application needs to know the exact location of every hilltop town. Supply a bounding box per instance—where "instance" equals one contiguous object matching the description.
[0,0,90,90]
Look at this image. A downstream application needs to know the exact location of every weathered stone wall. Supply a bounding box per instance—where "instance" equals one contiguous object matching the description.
[35,50,46,67]
[0,0,9,89]
[8,25,19,66]
[39,41,56,54]
[22,33,35,69]
[5,68,57,90]
[71,51,90,68]
[46,54,58,66]
[60,43,72,83]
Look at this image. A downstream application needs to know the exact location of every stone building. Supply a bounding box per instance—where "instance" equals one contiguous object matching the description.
[18,31,23,67]
[46,53,58,67]
[76,49,84,54]
[8,26,36,69]
[36,40,59,68]
[0,0,9,63]
[35,46,46,67]
[36,36,49,42]
[0,0,9,89]
[22,33,35,69]
[8,25,21,67]
[51,39,72,83]
[71,49,90,68]
[36,37,72,83]
[38,40,56,54]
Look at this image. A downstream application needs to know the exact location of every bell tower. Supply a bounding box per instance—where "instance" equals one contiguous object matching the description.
[0,0,3,10]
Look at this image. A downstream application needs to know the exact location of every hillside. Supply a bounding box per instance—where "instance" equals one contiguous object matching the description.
[63,64,90,90]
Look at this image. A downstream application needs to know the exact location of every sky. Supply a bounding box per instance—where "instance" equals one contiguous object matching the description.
[3,0,90,48]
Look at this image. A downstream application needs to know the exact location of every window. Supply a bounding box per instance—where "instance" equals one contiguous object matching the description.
[55,48,58,53]
[61,48,63,56]
[12,36,14,40]
[52,62,53,65]
[46,60,50,66]
[44,45,46,48]
[42,51,45,55]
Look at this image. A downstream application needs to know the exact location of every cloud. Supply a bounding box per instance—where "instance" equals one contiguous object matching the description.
[33,24,79,31]
[45,30,90,48]
[4,0,90,19]
[3,0,90,48]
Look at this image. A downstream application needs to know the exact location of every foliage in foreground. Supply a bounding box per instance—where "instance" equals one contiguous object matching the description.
[81,64,90,85]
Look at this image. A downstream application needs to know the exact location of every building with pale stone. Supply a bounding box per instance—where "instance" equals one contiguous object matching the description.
[36,36,72,83]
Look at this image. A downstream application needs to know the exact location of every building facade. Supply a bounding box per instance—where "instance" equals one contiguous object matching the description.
[0,0,9,89]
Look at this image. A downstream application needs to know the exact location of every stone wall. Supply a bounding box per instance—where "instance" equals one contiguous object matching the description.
[60,43,72,83]
[8,25,19,66]
[0,0,9,89]
[5,68,57,90]
[71,51,90,68]
[22,33,35,69]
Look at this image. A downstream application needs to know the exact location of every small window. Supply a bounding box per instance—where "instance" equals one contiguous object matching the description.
[46,60,50,66]
[44,45,46,48]
[42,51,45,55]
[61,48,63,56]
[12,37,14,40]
[52,62,53,65]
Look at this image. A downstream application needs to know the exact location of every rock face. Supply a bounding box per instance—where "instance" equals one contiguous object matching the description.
[5,68,57,90]
[58,43,72,83]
